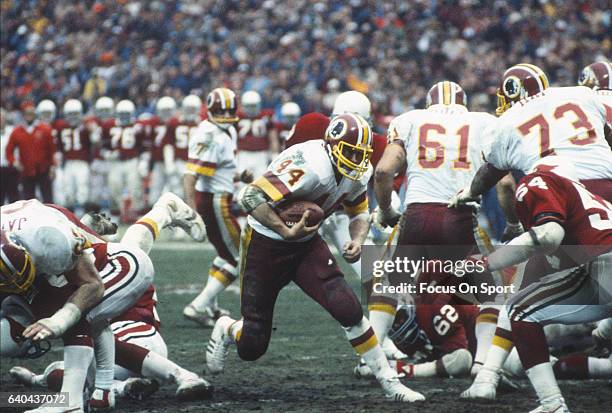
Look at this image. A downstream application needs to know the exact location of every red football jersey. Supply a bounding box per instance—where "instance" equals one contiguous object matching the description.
[139,116,166,163]
[101,120,146,160]
[274,121,294,145]
[516,169,612,263]
[112,284,160,330]
[236,109,275,151]
[53,119,92,162]
[415,296,478,356]
[165,116,199,161]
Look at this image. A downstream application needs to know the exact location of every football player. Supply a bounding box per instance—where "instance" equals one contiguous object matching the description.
[373,81,500,372]
[182,88,245,327]
[53,99,93,216]
[236,90,278,178]
[88,96,114,213]
[163,95,202,198]
[206,113,425,403]
[147,96,177,205]
[36,100,57,125]
[578,61,611,147]
[449,63,612,205]
[9,276,210,404]
[275,101,301,146]
[1,193,206,412]
[101,99,148,220]
[460,156,612,412]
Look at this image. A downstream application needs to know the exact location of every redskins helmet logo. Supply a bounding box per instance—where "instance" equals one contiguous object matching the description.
[578,67,595,87]
[328,118,348,140]
[503,76,522,99]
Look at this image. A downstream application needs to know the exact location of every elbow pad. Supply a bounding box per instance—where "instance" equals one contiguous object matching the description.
[237,185,268,213]
[529,221,565,252]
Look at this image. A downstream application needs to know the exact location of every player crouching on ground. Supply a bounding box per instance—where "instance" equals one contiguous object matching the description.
[8,285,212,403]
[1,193,207,412]
[205,113,425,402]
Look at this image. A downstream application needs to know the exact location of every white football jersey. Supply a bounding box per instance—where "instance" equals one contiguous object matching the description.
[388,104,497,204]
[486,86,612,179]
[596,89,612,127]
[0,200,88,279]
[185,120,238,194]
[248,140,371,241]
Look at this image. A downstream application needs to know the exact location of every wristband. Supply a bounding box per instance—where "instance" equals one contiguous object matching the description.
[39,303,82,337]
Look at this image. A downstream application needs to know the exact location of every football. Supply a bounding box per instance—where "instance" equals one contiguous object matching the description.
[276,200,324,227]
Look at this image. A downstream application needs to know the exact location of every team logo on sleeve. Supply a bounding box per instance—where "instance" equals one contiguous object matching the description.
[328,118,348,139]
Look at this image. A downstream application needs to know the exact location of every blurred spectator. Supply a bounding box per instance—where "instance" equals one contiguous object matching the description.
[5,103,56,203]
[1,107,20,204]
[0,0,609,122]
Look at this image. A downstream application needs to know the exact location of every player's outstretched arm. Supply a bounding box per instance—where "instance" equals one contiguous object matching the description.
[374,143,405,226]
[23,254,104,341]
[183,173,197,210]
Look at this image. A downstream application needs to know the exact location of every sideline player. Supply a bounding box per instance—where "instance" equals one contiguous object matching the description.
[206,113,425,402]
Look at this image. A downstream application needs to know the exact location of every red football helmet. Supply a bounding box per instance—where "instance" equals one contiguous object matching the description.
[325,113,373,180]
[206,87,238,125]
[578,61,612,90]
[496,63,549,116]
[284,112,330,150]
[426,81,467,107]
[0,230,36,294]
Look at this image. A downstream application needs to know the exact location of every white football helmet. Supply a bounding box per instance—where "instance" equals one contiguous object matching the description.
[280,102,301,126]
[181,95,202,122]
[116,99,135,126]
[63,99,83,127]
[241,90,262,117]
[332,91,371,121]
[36,100,56,123]
[156,96,177,122]
[94,96,114,120]
[0,295,50,359]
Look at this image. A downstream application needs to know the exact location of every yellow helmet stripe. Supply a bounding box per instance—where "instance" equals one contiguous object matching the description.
[443,81,451,105]
[222,88,232,110]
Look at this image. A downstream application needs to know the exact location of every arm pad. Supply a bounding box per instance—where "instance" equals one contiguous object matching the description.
[237,184,269,213]
[487,221,565,271]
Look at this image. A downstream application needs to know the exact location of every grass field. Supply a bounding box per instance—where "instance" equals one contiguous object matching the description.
[1,242,611,412]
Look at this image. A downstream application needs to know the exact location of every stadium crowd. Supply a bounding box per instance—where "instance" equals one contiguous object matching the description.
[2,0,610,124]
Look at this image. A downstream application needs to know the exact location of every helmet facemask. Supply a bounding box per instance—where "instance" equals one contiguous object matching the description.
[330,139,372,181]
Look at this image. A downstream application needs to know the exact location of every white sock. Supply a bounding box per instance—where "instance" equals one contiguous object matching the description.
[344,317,395,381]
[368,309,395,344]
[141,351,196,384]
[525,362,564,407]
[474,307,499,367]
[190,258,236,311]
[121,206,173,254]
[93,326,115,390]
[413,361,437,377]
[61,345,94,408]
[229,319,243,342]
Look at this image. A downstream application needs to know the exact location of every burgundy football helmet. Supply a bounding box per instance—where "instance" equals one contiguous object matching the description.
[426,81,467,107]
[325,113,373,180]
[496,63,549,116]
[206,87,239,125]
[578,61,612,90]
[0,230,36,294]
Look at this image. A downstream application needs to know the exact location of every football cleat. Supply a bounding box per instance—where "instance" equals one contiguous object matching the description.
[10,366,36,386]
[529,399,570,413]
[460,366,499,400]
[183,304,229,328]
[176,375,213,401]
[88,388,116,412]
[123,377,159,400]
[156,192,206,242]
[206,316,235,374]
[380,376,425,402]
[80,213,118,236]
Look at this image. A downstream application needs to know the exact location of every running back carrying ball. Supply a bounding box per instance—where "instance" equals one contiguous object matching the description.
[276,200,324,227]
